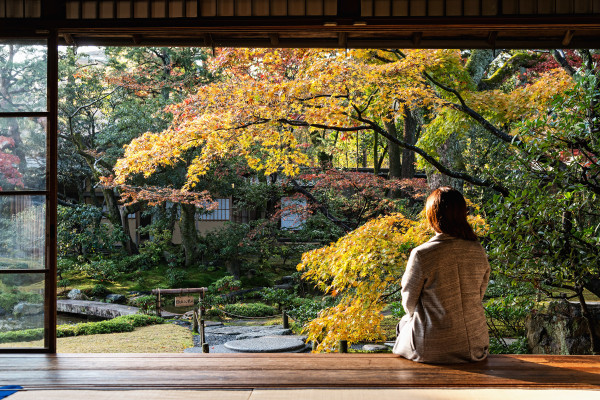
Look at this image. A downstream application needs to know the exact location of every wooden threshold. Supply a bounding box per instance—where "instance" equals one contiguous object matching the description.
[1,354,599,390]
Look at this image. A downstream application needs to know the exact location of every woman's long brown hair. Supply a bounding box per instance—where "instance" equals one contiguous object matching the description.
[425,186,478,241]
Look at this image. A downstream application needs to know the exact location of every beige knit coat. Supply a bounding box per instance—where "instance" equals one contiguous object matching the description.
[393,233,490,363]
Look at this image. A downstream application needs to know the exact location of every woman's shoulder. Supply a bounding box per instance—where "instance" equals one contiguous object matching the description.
[412,233,485,258]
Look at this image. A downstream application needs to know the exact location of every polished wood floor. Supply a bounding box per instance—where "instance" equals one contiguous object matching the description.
[1,354,600,390]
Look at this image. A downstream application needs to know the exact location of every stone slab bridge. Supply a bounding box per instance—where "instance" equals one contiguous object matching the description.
[56,300,177,319]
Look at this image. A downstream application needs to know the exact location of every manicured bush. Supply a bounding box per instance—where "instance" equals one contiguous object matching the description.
[129,295,157,314]
[223,302,275,317]
[0,328,44,343]
[0,314,165,344]
[56,314,164,337]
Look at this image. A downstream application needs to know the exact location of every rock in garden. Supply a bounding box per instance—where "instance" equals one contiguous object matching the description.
[67,289,87,300]
[13,302,44,316]
[362,344,388,352]
[105,294,127,304]
[277,275,295,284]
[273,283,293,290]
[0,306,6,316]
[236,328,292,340]
[224,337,306,353]
[526,300,600,355]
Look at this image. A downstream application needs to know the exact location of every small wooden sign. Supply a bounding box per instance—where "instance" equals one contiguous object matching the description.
[175,296,195,307]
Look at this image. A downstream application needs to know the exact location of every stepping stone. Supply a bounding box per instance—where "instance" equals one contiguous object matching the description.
[224,336,306,353]
[205,326,252,335]
[235,328,291,340]
[362,344,389,352]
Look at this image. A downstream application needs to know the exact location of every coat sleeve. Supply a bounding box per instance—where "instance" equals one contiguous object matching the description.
[401,249,425,317]
[480,260,491,301]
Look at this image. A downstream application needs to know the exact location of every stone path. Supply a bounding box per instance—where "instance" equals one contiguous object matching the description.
[183,323,311,354]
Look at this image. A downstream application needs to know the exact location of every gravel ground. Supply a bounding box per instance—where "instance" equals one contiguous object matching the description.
[193,333,237,347]
[169,319,237,347]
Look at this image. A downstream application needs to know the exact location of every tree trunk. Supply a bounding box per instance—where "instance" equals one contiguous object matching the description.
[373,132,379,175]
[103,187,139,255]
[180,203,199,268]
[428,132,465,192]
[577,291,600,354]
[225,260,241,280]
[465,49,496,86]
[310,130,333,170]
[385,119,401,179]
[401,105,417,179]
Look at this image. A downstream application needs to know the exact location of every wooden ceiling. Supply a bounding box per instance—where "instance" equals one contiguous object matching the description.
[1,0,599,48]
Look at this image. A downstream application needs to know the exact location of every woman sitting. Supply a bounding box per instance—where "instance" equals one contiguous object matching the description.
[393,186,490,363]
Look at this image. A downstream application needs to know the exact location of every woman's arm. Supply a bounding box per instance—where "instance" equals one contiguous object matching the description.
[401,250,425,317]
[480,261,491,301]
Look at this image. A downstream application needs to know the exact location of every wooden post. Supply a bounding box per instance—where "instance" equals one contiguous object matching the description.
[156,289,161,317]
[338,340,348,353]
[192,307,199,334]
[282,310,289,329]
[199,305,205,345]
[199,289,206,351]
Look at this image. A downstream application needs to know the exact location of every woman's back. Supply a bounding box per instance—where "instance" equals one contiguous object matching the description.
[393,233,490,363]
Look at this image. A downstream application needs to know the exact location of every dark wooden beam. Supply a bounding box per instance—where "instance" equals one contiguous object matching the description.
[338,32,347,47]
[411,32,423,46]
[561,29,575,46]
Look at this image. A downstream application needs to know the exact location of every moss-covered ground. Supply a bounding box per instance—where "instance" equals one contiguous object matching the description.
[5,324,193,352]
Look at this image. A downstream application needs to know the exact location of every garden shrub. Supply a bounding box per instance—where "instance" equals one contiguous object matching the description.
[129,295,157,314]
[0,314,164,343]
[259,288,301,311]
[223,302,276,317]
[484,294,535,338]
[56,314,164,337]
[57,279,71,291]
[90,284,110,298]
[166,268,187,288]
[388,301,406,319]
[287,297,334,327]
[57,258,78,280]
[210,276,242,294]
[85,259,122,283]
[489,337,529,354]
[0,328,44,343]
[57,204,124,257]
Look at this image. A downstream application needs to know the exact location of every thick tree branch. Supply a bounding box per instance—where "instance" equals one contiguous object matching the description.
[552,50,576,77]
[350,104,510,196]
[289,178,353,232]
[423,71,523,147]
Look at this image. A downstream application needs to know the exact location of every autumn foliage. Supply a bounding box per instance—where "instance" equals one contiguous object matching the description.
[298,209,487,351]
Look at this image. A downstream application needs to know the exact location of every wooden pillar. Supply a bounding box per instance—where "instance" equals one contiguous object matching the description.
[46,30,59,354]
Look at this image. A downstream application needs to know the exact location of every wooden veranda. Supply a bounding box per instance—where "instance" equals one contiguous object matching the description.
[1,353,600,389]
